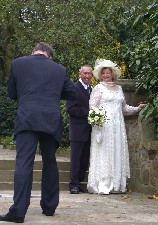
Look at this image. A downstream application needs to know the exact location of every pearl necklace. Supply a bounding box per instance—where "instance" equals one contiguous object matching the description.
[101,81,116,87]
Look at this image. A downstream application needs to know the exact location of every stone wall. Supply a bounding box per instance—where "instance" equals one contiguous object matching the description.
[118,79,158,194]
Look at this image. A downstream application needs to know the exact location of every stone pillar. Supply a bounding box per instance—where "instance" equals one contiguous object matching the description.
[119,79,158,194]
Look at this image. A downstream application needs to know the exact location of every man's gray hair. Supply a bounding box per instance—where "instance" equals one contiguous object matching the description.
[79,65,92,74]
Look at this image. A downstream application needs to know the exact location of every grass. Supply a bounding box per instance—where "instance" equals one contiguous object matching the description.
[36,146,70,157]
[56,146,70,157]
[1,135,70,157]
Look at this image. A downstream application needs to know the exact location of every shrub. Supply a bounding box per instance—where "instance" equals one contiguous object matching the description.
[1,135,16,149]
[0,82,17,136]
[60,100,69,147]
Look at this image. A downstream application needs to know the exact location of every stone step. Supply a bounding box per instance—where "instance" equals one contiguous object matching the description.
[0,160,70,171]
[0,170,70,182]
[0,159,88,190]
[0,182,70,191]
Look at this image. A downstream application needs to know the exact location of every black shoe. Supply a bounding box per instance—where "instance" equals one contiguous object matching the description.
[79,186,88,193]
[0,213,24,223]
[42,211,55,216]
[70,187,79,194]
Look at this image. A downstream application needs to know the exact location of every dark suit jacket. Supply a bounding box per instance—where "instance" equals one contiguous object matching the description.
[66,81,92,142]
[7,54,76,143]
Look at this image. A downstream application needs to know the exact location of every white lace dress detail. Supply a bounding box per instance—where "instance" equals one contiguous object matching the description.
[87,82,139,194]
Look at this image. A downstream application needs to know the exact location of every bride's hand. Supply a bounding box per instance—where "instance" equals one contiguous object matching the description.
[96,127,102,143]
[138,103,146,111]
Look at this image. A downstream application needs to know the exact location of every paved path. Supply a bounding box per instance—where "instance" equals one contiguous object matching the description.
[0,191,158,224]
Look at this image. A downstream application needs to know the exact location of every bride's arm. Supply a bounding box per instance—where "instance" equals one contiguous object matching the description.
[89,84,102,109]
[121,87,145,115]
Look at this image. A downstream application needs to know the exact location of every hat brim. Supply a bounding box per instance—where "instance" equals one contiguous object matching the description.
[93,59,121,81]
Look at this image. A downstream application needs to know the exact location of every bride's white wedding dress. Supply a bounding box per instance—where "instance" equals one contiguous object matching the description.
[87,82,139,194]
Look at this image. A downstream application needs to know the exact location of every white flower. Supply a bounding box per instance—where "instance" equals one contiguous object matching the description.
[88,107,107,127]
[94,116,99,121]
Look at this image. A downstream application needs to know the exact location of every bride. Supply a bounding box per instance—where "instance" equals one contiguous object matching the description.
[87,59,145,195]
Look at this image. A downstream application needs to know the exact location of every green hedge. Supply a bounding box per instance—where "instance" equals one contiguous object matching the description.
[0,82,17,136]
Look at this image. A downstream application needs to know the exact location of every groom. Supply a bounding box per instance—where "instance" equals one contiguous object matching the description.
[66,65,92,194]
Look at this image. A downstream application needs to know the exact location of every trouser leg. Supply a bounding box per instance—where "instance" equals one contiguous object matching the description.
[79,139,90,182]
[69,141,84,189]
[9,131,38,217]
[39,133,59,214]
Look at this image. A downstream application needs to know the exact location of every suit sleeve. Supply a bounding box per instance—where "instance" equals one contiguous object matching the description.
[7,64,17,100]
[66,86,89,119]
[60,72,76,100]
[66,100,89,118]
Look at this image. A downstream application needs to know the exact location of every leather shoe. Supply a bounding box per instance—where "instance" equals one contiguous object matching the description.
[79,186,88,193]
[42,211,55,216]
[70,187,79,194]
[0,212,24,223]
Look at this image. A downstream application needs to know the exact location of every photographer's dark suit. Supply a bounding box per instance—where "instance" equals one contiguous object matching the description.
[7,54,76,218]
[66,81,92,192]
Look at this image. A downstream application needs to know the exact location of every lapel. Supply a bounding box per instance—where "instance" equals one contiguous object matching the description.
[77,81,90,96]
[76,81,92,100]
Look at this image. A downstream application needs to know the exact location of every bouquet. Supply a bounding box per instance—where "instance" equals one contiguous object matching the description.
[88,106,106,127]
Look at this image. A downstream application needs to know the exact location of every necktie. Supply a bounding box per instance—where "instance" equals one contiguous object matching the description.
[86,85,90,94]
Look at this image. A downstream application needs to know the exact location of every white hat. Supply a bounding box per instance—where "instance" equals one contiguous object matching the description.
[93,59,121,80]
